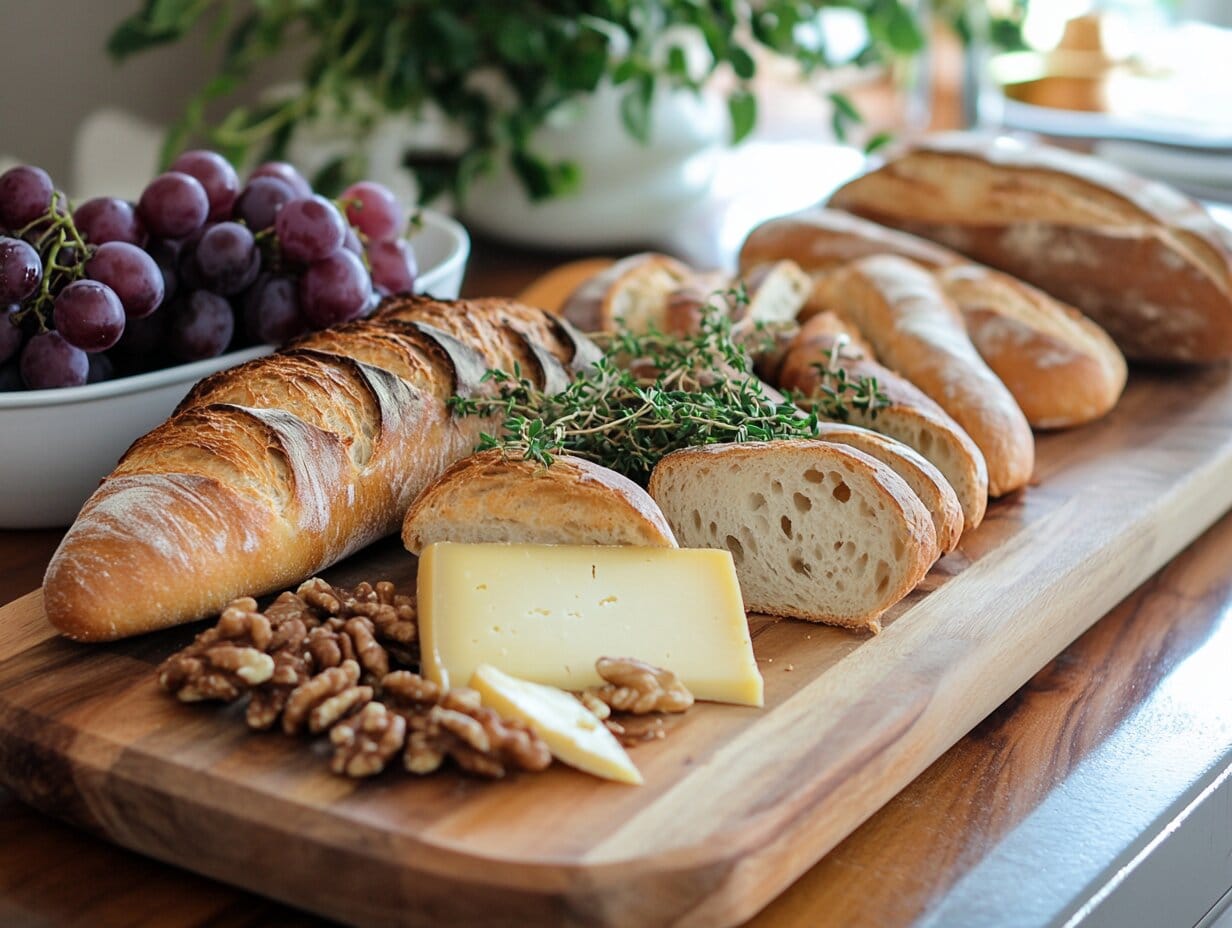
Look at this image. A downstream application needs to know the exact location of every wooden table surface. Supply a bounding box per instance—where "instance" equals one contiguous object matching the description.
[3,237,1232,927]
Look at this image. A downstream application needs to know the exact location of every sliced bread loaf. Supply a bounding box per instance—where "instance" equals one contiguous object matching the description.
[812,423,963,554]
[648,440,936,632]
[403,451,677,554]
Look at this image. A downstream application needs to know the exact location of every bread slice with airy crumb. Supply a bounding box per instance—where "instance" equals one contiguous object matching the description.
[648,440,935,632]
[402,450,677,555]
[813,423,963,555]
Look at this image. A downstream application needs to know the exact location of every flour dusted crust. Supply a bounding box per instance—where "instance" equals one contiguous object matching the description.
[828,133,1232,362]
[402,450,677,554]
[809,256,1033,498]
[43,297,595,642]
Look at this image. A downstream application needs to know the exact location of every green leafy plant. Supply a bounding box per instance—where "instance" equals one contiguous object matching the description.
[109,0,923,201]
[447,293,887,484]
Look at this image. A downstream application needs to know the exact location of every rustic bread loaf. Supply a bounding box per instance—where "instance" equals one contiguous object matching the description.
[402,451,677,554]
[663,260,811,338]
[812,423,963,555]
[810,256,1034,497]
[936,264,1126,428]
[740,207,961,278]
[560,253,694,334]
[43,297,595,642]
[648,440,936,632]
[778,313,988,530]
[827,133,1232,362]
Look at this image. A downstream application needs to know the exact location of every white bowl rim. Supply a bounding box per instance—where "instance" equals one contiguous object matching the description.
[0,208,469,410]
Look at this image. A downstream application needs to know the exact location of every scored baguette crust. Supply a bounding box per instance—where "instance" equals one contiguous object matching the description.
[811,256,1033,498]
[828,134,1232,362]
[813,423,963,555]
[43,297,593,642]
[648,440,935,632]
[936,265,1127,429]
[777,314,988,531]
[402,450,678,554]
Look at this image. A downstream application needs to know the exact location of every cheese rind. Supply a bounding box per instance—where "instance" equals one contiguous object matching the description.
[470,664,642,785]
[418,543,763,706]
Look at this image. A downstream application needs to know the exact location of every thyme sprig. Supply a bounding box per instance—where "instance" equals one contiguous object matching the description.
[448,297,888,484]
[806,333,889,423]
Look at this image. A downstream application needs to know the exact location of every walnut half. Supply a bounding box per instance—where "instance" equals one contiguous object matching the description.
[585,657,694,715]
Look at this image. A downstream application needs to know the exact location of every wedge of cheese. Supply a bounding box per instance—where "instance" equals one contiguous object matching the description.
[418,543,763,706]
[471,664,642,785]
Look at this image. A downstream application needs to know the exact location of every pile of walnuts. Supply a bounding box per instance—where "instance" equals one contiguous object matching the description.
[157,578,693,780]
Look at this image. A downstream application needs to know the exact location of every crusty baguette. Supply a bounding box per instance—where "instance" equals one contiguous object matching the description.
[936,264,1127,429]
[778,313,988,531]
[810,256,1034,498]
[740,207,962,278]
[402,450,677,553]
[812,423,963,555]
[43,297,595,642]
[648,440,936,632]
[663,260,810,338]
[828,133,1232,362]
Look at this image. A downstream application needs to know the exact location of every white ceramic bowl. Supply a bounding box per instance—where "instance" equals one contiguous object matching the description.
[0,208,470,529]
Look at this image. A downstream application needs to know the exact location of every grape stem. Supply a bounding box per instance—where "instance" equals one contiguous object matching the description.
[10,191,93,331]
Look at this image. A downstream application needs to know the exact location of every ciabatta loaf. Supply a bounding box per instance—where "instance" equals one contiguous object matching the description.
[811,256,1034,497]
[648,440,936,632]
[828,133,1232,362]
[812,423,962,555]
[778,313,988,530]
[43,297,596,641]
[936,265,1126,429]
[402,451,677,554]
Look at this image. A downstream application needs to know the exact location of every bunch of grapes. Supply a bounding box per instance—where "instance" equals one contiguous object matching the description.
[0,153,418,391]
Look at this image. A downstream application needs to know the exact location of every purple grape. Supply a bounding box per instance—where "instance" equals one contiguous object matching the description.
[341,181,403,243]
[138,172,209,239]
[300,250,372,328]
[0,305,23,363]
[170,150,240,222]
[0,237,42,304]
[233,176,294,232]
[53,280,126,352]
[244,274,307,345]
[20,330,89,389]
[0,361,22,391]
[0,165,54,231]
[86,351,115,384]
[367,238,418,296]
[85,242,165,319]
[341,225,362,256]
[250,161,312,199]
[113,306,168,360]
[170,291,235,360]
[73,197,146,246]
[146,238,180,302]
[276,196,346,264]
[193,221,261,295]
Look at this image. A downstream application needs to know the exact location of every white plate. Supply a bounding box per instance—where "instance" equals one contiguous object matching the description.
[0,208,470,529]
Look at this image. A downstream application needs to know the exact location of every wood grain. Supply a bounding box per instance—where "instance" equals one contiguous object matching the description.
[0,364,1230,928]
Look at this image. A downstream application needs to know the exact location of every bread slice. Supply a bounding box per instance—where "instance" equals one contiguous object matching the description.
[402,450,677,554]
[648,441,936,632]
[560,253,694,334]
[812,423,963,554]
[778,315,989,531]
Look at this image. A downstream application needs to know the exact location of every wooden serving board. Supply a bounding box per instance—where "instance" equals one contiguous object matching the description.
[1,364,1231,928]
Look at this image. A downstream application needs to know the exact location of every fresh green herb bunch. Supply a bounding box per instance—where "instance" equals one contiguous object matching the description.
[806,334,888,422]
[448,295,886,484]
[108,1,923,201]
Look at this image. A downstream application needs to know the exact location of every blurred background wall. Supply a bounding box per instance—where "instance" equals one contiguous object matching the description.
[0,1,217,179]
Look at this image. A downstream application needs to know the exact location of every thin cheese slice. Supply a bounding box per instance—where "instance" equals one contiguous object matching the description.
[418,543,763,706]
[470,664,642,785]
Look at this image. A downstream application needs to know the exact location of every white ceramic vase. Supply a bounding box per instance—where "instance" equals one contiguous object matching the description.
[459,81,729,250]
